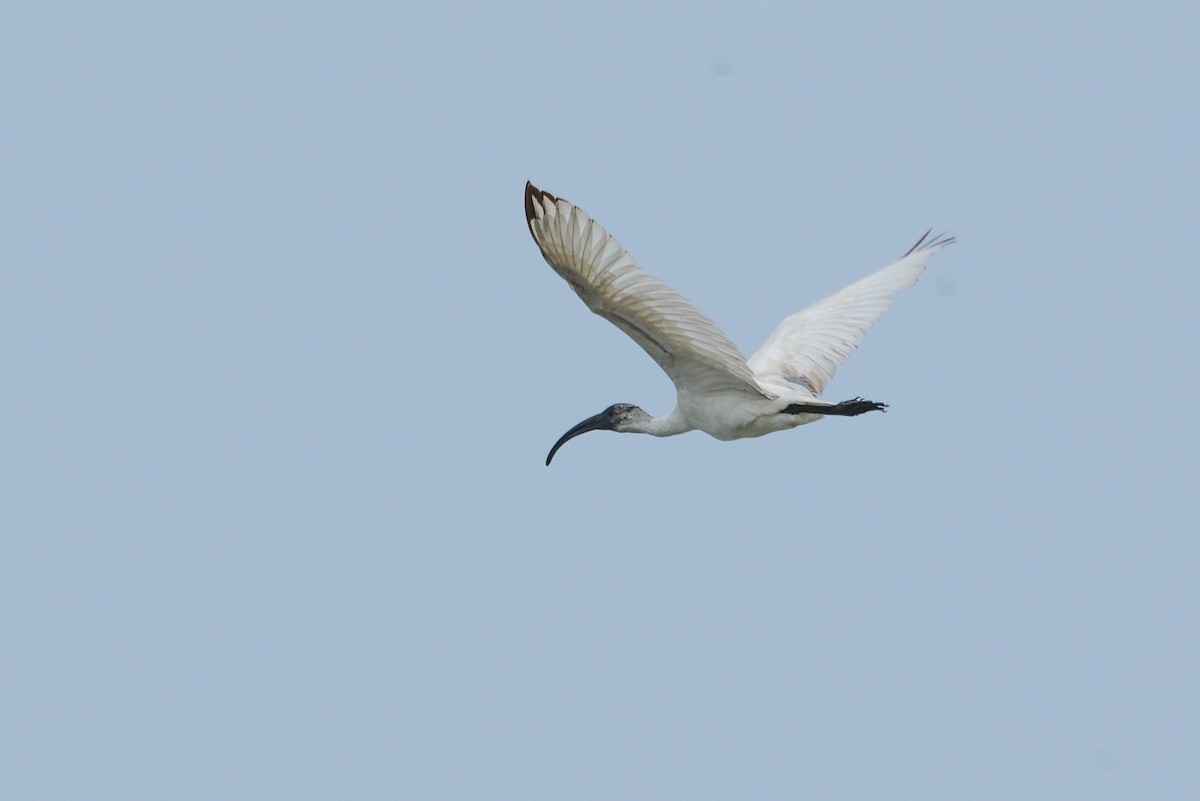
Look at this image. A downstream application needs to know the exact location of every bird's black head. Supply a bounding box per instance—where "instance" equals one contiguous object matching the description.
[545,403,648,465]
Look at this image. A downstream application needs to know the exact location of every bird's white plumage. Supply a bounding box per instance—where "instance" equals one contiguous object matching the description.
[525,183,766,399]
[525,181,953,457]
[747,232,954,397]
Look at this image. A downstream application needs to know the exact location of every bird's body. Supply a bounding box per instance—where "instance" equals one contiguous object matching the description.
[525,181,953,464]
[674,390,800,441]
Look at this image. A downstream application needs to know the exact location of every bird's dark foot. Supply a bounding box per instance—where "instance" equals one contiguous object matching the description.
[780,397,888,416]
[835,397,887,416]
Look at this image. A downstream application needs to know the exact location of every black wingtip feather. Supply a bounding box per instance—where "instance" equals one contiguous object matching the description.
[904,229,956,256]
[524,180,563,240]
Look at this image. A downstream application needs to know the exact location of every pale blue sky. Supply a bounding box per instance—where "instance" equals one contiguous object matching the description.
[3,2,1198,799]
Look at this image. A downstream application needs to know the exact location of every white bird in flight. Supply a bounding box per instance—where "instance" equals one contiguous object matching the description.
[525,181,953,465]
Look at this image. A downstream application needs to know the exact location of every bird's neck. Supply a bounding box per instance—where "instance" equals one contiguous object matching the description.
[639,407,693,438]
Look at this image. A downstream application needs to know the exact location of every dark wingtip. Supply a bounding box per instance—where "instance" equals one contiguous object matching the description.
[524,180,562,240]
[524,181,539,237]
[904,229,956,256]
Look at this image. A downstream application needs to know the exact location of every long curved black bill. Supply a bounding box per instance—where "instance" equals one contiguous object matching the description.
[545,410,613,466]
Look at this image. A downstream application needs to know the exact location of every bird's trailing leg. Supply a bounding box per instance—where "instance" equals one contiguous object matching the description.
[782,397,888,416]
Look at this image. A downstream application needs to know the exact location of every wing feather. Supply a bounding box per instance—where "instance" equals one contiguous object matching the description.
[526,182,765,397]
[748,231,954,395]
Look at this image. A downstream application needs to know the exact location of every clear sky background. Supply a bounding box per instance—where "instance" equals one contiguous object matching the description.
[3,2,1198,799]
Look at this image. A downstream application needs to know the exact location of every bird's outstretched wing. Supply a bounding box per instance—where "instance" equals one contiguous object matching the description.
[526,181,766,398]
[748,231,955,396]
